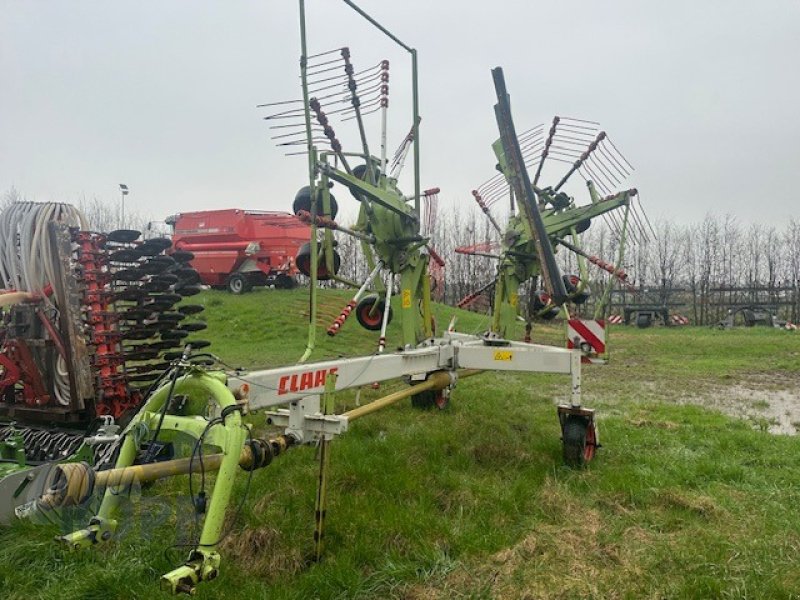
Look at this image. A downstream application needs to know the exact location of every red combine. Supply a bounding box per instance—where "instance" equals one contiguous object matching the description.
[167,209,310,293]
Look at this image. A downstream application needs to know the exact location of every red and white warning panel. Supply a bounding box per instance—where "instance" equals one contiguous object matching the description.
[567,319,607,364]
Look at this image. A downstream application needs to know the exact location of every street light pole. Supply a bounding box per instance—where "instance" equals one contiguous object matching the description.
[119,184,129,228]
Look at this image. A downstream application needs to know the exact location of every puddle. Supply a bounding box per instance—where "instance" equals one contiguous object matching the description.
[679,384,800,435]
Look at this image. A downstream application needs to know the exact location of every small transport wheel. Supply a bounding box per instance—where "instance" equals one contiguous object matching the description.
[562,415,597,467]
[227,273,252,295]
[295,242,341,280]
[275,273,295,289]
[410,389,448,410]
[355,295,392,331]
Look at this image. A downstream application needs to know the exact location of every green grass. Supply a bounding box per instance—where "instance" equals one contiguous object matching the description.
[1,289,799,599]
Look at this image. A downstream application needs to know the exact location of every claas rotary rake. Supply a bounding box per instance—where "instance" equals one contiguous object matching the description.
[9,3,626,595]
[456,105,652,363]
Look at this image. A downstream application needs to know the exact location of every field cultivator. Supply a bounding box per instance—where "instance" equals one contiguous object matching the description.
[0,201,208,522]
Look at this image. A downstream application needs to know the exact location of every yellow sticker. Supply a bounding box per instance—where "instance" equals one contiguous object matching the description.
[510,293,518,307]
[402,289,412,308]
[493,350,513,361]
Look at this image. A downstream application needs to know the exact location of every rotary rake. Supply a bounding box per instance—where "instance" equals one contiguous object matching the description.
[0,202,209,522]
[12,4,622,595]
[455,111,652,360]
[261,38,444,358]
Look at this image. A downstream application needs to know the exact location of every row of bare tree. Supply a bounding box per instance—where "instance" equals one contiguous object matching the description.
[5,187,798,323]
[338,204,800,325]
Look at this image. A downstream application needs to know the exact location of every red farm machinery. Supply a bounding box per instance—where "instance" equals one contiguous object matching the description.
[167,209,310,293]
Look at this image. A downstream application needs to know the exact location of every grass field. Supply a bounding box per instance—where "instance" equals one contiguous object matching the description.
[2,288,799,599]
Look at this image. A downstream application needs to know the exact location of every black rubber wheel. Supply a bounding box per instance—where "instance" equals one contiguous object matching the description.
[275,273,295,289]
[563,274,591,305]
[293,186,338,220]
[355,295,392,331]
[227,273,252,295]
[636,313,652,328]
[411,388,448,410]
[295,242,341,280]
[562,415,597,467]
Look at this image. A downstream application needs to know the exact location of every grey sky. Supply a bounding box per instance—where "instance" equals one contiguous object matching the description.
[1,1,798,227]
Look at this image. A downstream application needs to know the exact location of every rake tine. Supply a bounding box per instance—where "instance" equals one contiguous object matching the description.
[307,47,347,60]
[307,55,347,70]
[342,103,382,121]
[586,155,619,188]
[605,137,634,171]
[270,127,324,140]
[588,152,622,186]
[305,62,348,78]
[639,198,657,240]
[560,116,601,126]
[580,164,612,195]
[626,204,648,244]
[256,98,303,108]
[533,116,559,185]
[598,141,630,179]
[268,121,316,130]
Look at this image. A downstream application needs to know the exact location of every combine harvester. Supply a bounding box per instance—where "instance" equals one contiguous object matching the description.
[8,2,634,595]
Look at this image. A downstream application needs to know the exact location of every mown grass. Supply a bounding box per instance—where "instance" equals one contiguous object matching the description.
[1,289,799,599]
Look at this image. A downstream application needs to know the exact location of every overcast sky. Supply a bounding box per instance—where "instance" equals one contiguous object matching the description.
[1,1,798,227]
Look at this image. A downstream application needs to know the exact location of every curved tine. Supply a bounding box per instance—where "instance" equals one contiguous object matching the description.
[271,127,324,140]
[256,97,303,108]
[307,55,346,70]
[305,62,347,78]
[588,153,621,186]
[580,163,612,195]
[307,47,347,60]
[606,137,634,171]
[342,103,382,121]
[559,116,601,126]
[597,144,630,179]
[308,79,349,96]
[263,107,307,120]
[598,139,631,176]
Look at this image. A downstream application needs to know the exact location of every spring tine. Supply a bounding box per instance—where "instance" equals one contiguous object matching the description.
[555,130,610,192]
[533,116,559,185]
[518,124,544,144]
[305,62,348,78]
[605,137,634,171]
[583,158,616,191]
[271,127,323,140]
[256,98,303,108]
[590,154,622,186]
[342,103,382,121]
[598,140,630,178]
[268,121,316,130]
[263,108,307,120]
[560,116,601,126]
[307,46,347,60]
[632,195,655,240]
[307,55,346,70]
[579,164,610,196]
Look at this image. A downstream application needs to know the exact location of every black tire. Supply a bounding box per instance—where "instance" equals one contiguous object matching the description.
[227,273,252,295]
[275,273,295,289]
[293,186,338,220]
[355,295,392,331]
[635,313,652,328]
[295,242,341,280]
[562,415,597,467]
[411,388,448,410]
